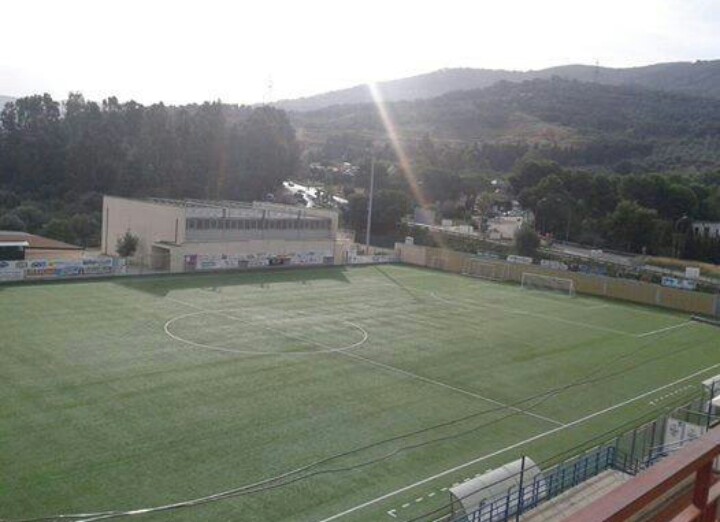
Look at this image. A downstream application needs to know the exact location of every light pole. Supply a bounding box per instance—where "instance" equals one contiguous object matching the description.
[365,153,375,249]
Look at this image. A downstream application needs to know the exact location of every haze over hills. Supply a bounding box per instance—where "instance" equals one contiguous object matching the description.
[275,60,720,112]
[0,95,15,109]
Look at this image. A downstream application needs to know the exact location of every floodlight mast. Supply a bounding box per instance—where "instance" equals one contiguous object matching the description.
[365,153,375,248]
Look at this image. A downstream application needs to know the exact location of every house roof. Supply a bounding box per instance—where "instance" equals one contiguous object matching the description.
[0,231,82,250]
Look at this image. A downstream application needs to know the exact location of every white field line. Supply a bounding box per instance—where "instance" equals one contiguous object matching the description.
[636,321,695,338]
[585,304,610,310]
[431,291,696,338]
[163,296,368,355]
[339,351,564,427]
[316,362,720,522]
[242,313,565,427]
[164,295,563,425]
[430,292,633,336]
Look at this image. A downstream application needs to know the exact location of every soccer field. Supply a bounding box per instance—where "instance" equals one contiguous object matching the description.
[2,264,718,522]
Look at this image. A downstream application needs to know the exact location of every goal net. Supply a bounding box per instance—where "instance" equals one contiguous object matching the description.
[462,258,510,281]
[521,272,575,297]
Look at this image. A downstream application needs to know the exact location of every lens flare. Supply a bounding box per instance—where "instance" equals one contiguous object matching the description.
[367,82,429,210]
[367,82,446,248]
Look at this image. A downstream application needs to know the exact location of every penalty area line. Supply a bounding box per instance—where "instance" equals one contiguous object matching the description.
[429,292,634,337]
[636,321,695,338]
[315,361,720,522]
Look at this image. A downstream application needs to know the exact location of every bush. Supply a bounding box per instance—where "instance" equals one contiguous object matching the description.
[514,224,540,257]
[116,231,139,258]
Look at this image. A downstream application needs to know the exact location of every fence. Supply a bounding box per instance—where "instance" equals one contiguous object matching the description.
[395,243,720,317]
[566,425,720,522]
[0,257,126,282]
[454,446,621,522]
[0,243,400,285]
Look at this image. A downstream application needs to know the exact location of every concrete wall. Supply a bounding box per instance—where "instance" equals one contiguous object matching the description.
[396,243,719,317]
[102,196,185,260]
[165,239,336,272]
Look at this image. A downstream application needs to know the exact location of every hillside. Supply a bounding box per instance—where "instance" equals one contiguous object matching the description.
[294,78,720,138]
[275,60,720,111]
[292,78,720,172]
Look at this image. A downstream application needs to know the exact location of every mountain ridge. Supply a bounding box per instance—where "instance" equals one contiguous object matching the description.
[274,60,720,112]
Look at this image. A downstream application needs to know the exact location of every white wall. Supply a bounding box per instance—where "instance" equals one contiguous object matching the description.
[102,196,185,260]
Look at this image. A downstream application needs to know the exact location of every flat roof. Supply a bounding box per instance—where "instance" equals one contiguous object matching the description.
[105,195,337,220]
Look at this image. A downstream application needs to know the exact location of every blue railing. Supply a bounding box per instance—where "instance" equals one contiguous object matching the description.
[453,445,632,522]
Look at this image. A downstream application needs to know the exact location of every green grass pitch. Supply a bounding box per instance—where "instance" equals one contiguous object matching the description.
[1,264,718,522]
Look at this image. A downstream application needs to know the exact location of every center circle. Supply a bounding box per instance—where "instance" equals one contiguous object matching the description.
[164,308,368,355]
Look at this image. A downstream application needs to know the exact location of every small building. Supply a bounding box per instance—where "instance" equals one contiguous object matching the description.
[414,207,436,226]
[101,196,342,272]
[0,231,83,261]
[692,221,720,239]
[487,216,524,241]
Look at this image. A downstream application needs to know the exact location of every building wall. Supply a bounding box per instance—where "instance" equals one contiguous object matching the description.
[165,239,337,272]
[185,216,333,242]
[692,222,720,239]
[102,196,185,260]
[487,216,523,240]
[25,248,83,261]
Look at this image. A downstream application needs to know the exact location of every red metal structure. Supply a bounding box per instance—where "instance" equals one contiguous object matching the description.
[564,426,720,521]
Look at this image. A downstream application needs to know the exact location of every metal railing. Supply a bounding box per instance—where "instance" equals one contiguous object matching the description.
[413,391,717,522]
[451,445,628,522]
[564,425,720,522]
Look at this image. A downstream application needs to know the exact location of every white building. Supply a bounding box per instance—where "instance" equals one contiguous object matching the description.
[487,216,524,241]
[693,221,720,239]
[102,196,345,272]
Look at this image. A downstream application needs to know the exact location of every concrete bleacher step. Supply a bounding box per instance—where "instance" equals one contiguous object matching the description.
[520,470,633,522]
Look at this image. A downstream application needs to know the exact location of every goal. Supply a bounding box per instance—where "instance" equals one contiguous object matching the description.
[462,258,510,281]
[521,272,576,297]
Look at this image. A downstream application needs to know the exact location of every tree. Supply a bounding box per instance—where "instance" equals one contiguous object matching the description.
[70,213,98,247]
[13,204,45,232]
[0,212,26,231]
[509,159,563,194]
[520,174,574,238]
[607,201,659,253]
[41,218,75,244]
[420,167,462,202]
[345,189,411,238]
[514,224,540,257]
[116,231,139,257]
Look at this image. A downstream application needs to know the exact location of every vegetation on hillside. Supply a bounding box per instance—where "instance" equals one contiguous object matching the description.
[294,78,720,173]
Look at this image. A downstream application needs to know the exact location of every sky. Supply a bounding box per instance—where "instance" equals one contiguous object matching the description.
[1,0,719,106]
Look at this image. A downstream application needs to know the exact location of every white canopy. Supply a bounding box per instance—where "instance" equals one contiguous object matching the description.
[702,374,720,391]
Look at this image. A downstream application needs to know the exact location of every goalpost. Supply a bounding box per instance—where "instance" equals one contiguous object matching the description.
[521,272,576,297]
[462,258,510,282]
